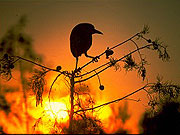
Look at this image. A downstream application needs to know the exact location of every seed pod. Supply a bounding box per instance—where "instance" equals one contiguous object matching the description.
[56,66,62,71]
[99,85,104,90]
[147,39,152,43]
[4,54,8,59]
[105,49,114,59]
[10,64,14,69]
[152,41,158,50]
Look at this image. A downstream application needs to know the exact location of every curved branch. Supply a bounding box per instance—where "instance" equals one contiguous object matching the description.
[76,34,149,78]
[15,56,58,72]
[74,84,150,113]
[48,73,62,103]
[109,33,140,50]
[94,70,102,86]
[130,39,143,61]
[75,44,152,83]
[75,61,108,78]
[13,56,70,77]
[78,33,140,71]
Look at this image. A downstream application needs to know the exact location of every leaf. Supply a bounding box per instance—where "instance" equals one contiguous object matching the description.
[109,57,121,71]
[123,54,137,71]
[105,48,114,59]
[0,54,15,81]
[141,25,150,35]
[29,68,47,106]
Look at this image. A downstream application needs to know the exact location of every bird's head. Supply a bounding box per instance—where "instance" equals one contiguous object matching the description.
[74,23,103,35]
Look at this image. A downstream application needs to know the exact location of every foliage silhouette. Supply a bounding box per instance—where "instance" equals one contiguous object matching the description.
[111,102,131,134]
[139,78,180,135]
[145,76,180,113]
[0,94,11,114]
[0,126,5,134]
[140,101,180,135]
[0,15,42,133]
[63,117,104,134]
[0,16,171,134]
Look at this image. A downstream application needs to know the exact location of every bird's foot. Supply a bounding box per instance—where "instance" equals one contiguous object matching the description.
[74,67,82,74]
[92,56,100,62]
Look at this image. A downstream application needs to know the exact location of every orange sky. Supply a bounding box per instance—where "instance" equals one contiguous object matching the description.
[0,0,180,134]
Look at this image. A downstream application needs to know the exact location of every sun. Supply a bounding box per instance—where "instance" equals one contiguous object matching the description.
[44,101,69,122]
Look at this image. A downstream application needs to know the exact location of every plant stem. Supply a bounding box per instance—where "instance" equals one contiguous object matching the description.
[69,72,75,133]
[74,84,150,113]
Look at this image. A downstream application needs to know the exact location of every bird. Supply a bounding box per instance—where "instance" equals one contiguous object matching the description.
[70,23,103,71]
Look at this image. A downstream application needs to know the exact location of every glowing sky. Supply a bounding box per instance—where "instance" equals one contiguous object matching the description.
[0,0,180,133]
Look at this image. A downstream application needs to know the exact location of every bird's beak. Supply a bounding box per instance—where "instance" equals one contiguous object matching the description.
[93,29,103,35]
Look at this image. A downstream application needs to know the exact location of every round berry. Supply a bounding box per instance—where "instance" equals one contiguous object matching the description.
[56,66,62,71]
[10,64,14,69]
[4,54,8,59]
[147,39,152,43]
[99,85,104,90]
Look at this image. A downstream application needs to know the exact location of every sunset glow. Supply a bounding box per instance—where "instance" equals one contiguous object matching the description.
[0,0,179,134]
[44,101,69,122]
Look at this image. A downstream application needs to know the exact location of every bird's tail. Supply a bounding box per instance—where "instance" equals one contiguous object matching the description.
[75,57,78,72]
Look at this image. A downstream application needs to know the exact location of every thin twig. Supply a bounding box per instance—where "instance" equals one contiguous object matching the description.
[110,33,140,50]
[16,56,56,71]
[130,39,143,61]
[63,76,71,89]
[74,84,150,113]
[14,56,70,76]
[48,74,62,103]
[94,70,101,86]
[75,60,110,78]
[78,33,140,71]
[75,44,152,83]
[124,98,141,102]
[75,38,143,78]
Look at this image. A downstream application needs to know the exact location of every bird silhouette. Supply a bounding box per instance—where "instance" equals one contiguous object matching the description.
[70,23,103,71]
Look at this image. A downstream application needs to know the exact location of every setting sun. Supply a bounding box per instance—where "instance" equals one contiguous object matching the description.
[0,0,179,134]
[44,101,69,123]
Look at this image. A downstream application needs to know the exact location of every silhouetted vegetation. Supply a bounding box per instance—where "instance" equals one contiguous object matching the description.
[63,117,104,134]
[139,77,180,135]
[0,94,11,114]
[140,101,180,135]
[0,15,42,133]
[111,102,131,134]
[0,16,173,134]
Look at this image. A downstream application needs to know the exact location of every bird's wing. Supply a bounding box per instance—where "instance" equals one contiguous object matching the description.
[70,30,92,58]
[70,34,82,57]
